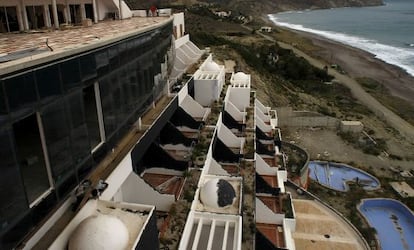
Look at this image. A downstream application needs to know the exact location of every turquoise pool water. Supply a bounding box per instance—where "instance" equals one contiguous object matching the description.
[308,161,380,191]
[359,199,414,250]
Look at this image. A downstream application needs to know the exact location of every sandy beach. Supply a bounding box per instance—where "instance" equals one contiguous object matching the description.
[286,28,414,105]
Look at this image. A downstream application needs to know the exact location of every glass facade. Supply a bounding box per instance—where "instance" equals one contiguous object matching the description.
[0,22,172,249]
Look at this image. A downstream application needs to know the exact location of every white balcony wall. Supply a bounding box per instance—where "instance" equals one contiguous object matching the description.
[175,34,189,49]
[256,115,272,133]
[224,100,246,123]
[217,121,244,150]
[115,173,175,211]
[180,95,210,121]
[204,155,229,176]
[271,110,279,128]
[256,106,270,123]
[283,218,296,250]
[100,150,175,211]
[227,86,250,111]
[255,99,270,115]
[256,198,285,224]
[255,153,277,175]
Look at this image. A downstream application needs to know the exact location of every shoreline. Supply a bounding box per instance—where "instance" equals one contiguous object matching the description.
[273,25,414,106]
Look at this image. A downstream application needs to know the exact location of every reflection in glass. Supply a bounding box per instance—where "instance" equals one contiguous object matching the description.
[83,84,101,150]
[12,114,50,204]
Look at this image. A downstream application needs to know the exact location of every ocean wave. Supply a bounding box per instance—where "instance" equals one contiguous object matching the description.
[268,15,414,77]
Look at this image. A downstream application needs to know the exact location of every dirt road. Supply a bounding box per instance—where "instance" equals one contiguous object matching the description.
[276,41,414,141]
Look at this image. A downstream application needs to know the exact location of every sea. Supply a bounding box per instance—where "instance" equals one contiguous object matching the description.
[268,0,414,77]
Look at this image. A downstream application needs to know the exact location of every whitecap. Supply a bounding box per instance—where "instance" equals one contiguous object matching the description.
[268,15,414,77]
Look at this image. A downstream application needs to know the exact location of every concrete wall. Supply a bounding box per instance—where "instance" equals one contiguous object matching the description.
[117,173,175,211]
[224,101,245,122]
[173,12,185,39]
[217,121,244,149]
[256,116,272,133]
[277,107,339,128]
[194,78,218,107]
[227,86,250,111]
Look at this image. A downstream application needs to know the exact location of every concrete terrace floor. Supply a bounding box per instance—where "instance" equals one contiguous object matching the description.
[0,16,169,74]
[0,16,168,55]
[292,199,368,250]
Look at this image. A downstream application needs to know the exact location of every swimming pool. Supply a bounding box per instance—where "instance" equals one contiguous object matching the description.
[308,161,380,192]
[358,199,414,250]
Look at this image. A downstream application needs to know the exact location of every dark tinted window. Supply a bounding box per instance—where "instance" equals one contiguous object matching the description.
[36,64,62,99]
[4,72,37,111]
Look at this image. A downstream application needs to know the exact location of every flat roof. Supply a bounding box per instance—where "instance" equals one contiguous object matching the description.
[0,16,171,76]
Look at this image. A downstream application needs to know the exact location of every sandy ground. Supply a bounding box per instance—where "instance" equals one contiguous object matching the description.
[299,31,414,104]
[272,36,414,141]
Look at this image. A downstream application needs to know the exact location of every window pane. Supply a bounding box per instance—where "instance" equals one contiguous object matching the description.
[95,49,109,76]
[66,91,90,161]
[108,45,119,69]
[61,59,81,90]
[0,81,7,114]
[36,64,62,99]
[12,114,50,204]
[41,100,73,181]
[83,85,101,150]
[4,72,37,111]
[0,128,28,230]
[80,53,97,82]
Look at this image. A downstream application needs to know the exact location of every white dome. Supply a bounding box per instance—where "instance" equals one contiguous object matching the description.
[68,214,129,250]
[203,61,221,71]
[200,178,236,209]
[233,72,249,81]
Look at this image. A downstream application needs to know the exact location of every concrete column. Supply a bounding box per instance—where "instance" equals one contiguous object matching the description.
[92,0,98,23]
[118,0,122,20]
[65,0,71,23]
[80,3,86,20]
[16,3,24,31]
[21,0,29,30]
[51,0,59,28]
[43,4,51,28]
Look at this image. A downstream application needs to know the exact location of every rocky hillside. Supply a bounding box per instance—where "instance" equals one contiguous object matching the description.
[126,0,384,15]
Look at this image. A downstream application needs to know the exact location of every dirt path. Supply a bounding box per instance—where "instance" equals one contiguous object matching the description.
[276,41,414,141]
[246,25,414,141]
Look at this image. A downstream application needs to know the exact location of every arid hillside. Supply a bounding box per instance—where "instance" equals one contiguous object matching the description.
[126,0,383,15]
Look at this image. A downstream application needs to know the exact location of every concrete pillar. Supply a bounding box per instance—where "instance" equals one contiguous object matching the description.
[92,0,98,23]
[21,0,29,30]
[80,3,86,20]
[51,0,59,28]
[43,4,51,28]
[65,0,71,23]
[118,0,122,20]
[16,3,24,31]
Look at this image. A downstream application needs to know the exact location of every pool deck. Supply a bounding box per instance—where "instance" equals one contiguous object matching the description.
[292,199,368,250]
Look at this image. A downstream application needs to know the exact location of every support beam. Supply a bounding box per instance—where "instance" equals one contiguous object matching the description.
[51,0,59,28]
